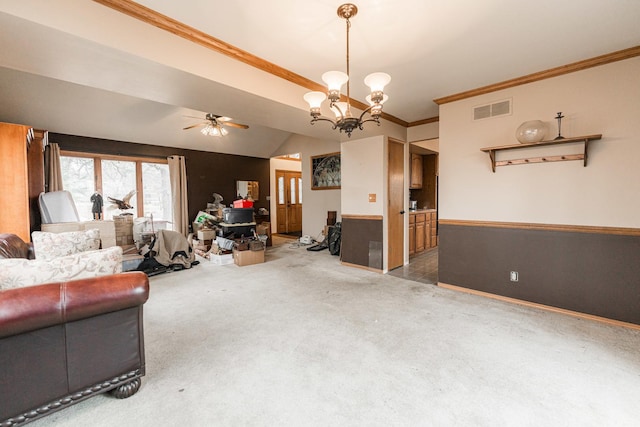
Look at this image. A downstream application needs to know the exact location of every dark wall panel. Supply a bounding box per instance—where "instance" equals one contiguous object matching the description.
[341,217,383,270]
[50,134,270,225]
[439,223,640,324]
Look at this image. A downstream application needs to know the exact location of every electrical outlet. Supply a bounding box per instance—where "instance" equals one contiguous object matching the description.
[510,271,519,282]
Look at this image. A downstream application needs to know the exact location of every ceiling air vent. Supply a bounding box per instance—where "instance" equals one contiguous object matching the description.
[473,99,512,120]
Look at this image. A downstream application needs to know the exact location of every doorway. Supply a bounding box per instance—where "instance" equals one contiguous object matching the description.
[388,138,439,284]
[275,169,302,236]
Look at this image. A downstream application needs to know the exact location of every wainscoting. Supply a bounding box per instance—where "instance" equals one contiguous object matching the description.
[438,220,640,325]
[341,215,383,272]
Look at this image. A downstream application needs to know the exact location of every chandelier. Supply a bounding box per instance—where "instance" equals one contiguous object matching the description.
[303,3,390,138]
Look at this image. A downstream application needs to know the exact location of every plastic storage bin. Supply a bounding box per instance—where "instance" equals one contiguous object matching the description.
[222,208,254,224]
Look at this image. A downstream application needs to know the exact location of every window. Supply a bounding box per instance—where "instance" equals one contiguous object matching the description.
[60,156,95,221]
[60,152,172,225]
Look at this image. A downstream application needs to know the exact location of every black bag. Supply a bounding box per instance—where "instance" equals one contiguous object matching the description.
[328,222,341,256]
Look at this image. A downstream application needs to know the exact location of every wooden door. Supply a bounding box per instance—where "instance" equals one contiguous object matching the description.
[275,170,302,234]
[387,139,404,270]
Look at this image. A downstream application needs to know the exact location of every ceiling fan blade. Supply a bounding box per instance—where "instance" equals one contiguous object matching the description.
[224,122,249,129]
[183,122,206,130]
[216,116,233,122]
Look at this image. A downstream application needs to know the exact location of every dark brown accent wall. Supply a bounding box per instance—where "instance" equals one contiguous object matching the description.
[438,223,640,324]
[50,133,270,224]
[341,217,383,270]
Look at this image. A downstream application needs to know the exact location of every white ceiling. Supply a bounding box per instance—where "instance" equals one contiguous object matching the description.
[0,0,639,157]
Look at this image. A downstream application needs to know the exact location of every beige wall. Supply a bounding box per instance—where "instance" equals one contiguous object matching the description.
[271,133,341,237]
[412,138,439,153]
[439,57,640,228]
[341,135,391,270]
[407,121,439,142]
[341,136,387,216]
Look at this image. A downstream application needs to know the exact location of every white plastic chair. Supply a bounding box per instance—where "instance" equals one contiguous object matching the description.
[38,191,81,223]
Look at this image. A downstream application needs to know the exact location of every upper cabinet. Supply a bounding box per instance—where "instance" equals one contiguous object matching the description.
[410,153,423,189]
[0,122,34,242]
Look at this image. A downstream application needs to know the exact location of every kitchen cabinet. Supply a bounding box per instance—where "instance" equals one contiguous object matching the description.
[415,213,426,252]
[410,153,423,189]
[409,210,437,256]
[408,213,416,255]
[0,122,34,242]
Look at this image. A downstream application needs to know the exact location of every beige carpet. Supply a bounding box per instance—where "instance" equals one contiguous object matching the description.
[29,238,640,426]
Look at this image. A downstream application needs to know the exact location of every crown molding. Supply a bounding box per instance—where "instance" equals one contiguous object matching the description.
[92,0,407,127]
[434,45,640,105]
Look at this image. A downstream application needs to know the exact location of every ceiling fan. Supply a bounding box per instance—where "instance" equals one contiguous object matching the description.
[183,113,249,137]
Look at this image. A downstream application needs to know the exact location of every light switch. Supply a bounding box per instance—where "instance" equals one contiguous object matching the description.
[368,193,376,202]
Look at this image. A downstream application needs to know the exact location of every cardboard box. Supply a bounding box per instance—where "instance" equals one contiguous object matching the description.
[113,215,134,246]
[209,253,234,265]
[233,248,265,266]
[256,222,272,247]
[192,238,211,251]
[197,229,217,240]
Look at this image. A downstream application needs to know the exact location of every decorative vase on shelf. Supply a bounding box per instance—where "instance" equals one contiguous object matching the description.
[516,120,546,144]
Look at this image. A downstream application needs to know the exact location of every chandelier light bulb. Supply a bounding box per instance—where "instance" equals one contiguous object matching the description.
[303,91,327,109]
[322,71,349,91]
[331,101,349,119]
[364,72,391,92]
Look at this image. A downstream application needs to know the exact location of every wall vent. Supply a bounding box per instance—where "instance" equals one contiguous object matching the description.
[473,99,512,120]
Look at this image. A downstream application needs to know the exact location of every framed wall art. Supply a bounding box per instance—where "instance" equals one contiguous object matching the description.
[311,152,341,190]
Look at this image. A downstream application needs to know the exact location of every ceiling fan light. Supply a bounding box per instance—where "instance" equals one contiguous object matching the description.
[364,72,391,92]
[200,123,227,137]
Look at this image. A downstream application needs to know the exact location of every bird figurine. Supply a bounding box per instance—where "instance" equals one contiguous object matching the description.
[107,190,136,211]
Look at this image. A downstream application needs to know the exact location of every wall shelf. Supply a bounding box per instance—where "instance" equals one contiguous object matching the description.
[480,134,602,172]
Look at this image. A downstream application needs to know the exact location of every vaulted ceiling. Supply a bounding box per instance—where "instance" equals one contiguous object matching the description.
[1,0,639,157]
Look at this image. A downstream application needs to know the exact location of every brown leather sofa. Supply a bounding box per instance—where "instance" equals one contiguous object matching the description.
[0,234,150,426]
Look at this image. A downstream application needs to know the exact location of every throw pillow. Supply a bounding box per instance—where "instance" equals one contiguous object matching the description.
[0,246,122,291]
[31,229,101,261]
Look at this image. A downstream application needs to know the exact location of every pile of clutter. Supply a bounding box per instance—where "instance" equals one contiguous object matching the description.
[190,194,268,266]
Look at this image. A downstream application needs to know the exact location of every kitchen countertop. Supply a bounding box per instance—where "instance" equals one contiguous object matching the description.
[409,208,436,213]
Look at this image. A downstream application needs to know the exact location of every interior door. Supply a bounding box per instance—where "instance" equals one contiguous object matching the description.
[275,170,302,234]
[388,139,405,270]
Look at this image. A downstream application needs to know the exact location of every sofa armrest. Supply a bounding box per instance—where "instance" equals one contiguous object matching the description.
[0,271,149,339]
[0,233,33,259]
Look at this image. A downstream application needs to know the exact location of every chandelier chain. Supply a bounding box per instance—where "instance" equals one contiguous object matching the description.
[345,17,351,114]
